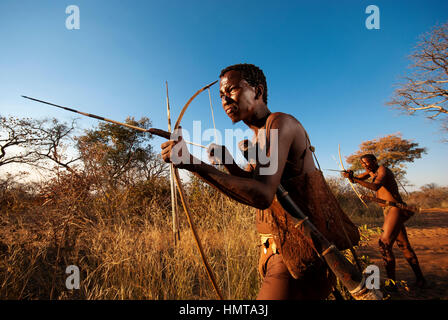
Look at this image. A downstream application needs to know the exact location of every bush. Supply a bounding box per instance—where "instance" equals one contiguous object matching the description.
[406,185,448,209]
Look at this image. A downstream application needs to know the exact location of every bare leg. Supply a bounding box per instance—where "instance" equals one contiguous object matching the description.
[395,226,426,287]
[379,206,406,281]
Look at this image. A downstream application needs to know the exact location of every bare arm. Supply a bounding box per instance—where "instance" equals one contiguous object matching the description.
[342,169,369,181]
[181,158,272,209]
[353,166,386,191]
[222,162,253,178]
[161,115,297,210]
[354,171,371,181]
[207,144,253,178]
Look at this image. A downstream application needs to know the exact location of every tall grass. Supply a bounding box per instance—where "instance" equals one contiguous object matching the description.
[0,174,260,299]
[3,172,436,299]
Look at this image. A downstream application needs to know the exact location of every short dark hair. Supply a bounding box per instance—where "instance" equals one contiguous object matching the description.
[219,63,268,104]
[360,154,377,162]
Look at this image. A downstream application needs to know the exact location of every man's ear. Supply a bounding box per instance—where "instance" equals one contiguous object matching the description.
[254,85,264,101]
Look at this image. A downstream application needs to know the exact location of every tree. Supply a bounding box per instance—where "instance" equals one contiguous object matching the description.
[387,21,448,139]
[346,133,426,183]
[28,118,81,175]
[1,115,167,189]
[76,117,167,186]
[420,182,438,190]
[0,116,80,174]
[1,116,41,167]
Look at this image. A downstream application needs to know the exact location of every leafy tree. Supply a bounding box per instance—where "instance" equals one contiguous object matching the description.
[387,21,448,140]
[346,133,426,183]
[77,117,167,186]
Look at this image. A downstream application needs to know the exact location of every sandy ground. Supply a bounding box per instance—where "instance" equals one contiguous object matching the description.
[357,211,448,300]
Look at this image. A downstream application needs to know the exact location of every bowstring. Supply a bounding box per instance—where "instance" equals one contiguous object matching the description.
[208,87,218,144]
[208,87,222,168]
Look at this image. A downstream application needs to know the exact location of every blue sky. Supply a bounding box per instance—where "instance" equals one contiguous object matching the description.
[0,0,447,189]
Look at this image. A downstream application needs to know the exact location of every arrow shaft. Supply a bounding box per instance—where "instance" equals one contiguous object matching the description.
[22,95,147,133]
[21,95,207,149]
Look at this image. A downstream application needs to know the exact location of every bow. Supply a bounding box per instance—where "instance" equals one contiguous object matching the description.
[169,80,223,300]
[338,144,368,208]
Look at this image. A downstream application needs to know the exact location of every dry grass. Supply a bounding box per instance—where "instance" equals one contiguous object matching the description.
[0,176,260,300]
[3,172,438,300]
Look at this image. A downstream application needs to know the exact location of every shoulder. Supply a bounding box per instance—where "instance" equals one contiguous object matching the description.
[268,112,303,131]
[379,165,392,174]
[269,112,299,123]
[376,165,389,177]
[265,112,308,149]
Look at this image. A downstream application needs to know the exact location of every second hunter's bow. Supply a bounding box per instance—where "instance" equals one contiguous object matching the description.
[336,145,365,273]
[338,144,368,208]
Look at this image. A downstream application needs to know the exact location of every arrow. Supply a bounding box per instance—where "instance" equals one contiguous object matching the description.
[21,95,207,149]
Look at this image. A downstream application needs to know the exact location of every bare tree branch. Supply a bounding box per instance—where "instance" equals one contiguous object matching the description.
[387,21,448,140]
[0,116,81,175]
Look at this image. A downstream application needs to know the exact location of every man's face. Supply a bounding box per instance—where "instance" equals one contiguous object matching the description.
[360,157,377,172]
[219,70,258,123]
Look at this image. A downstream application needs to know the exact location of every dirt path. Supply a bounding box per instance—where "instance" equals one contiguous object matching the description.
[357,211,448,300]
